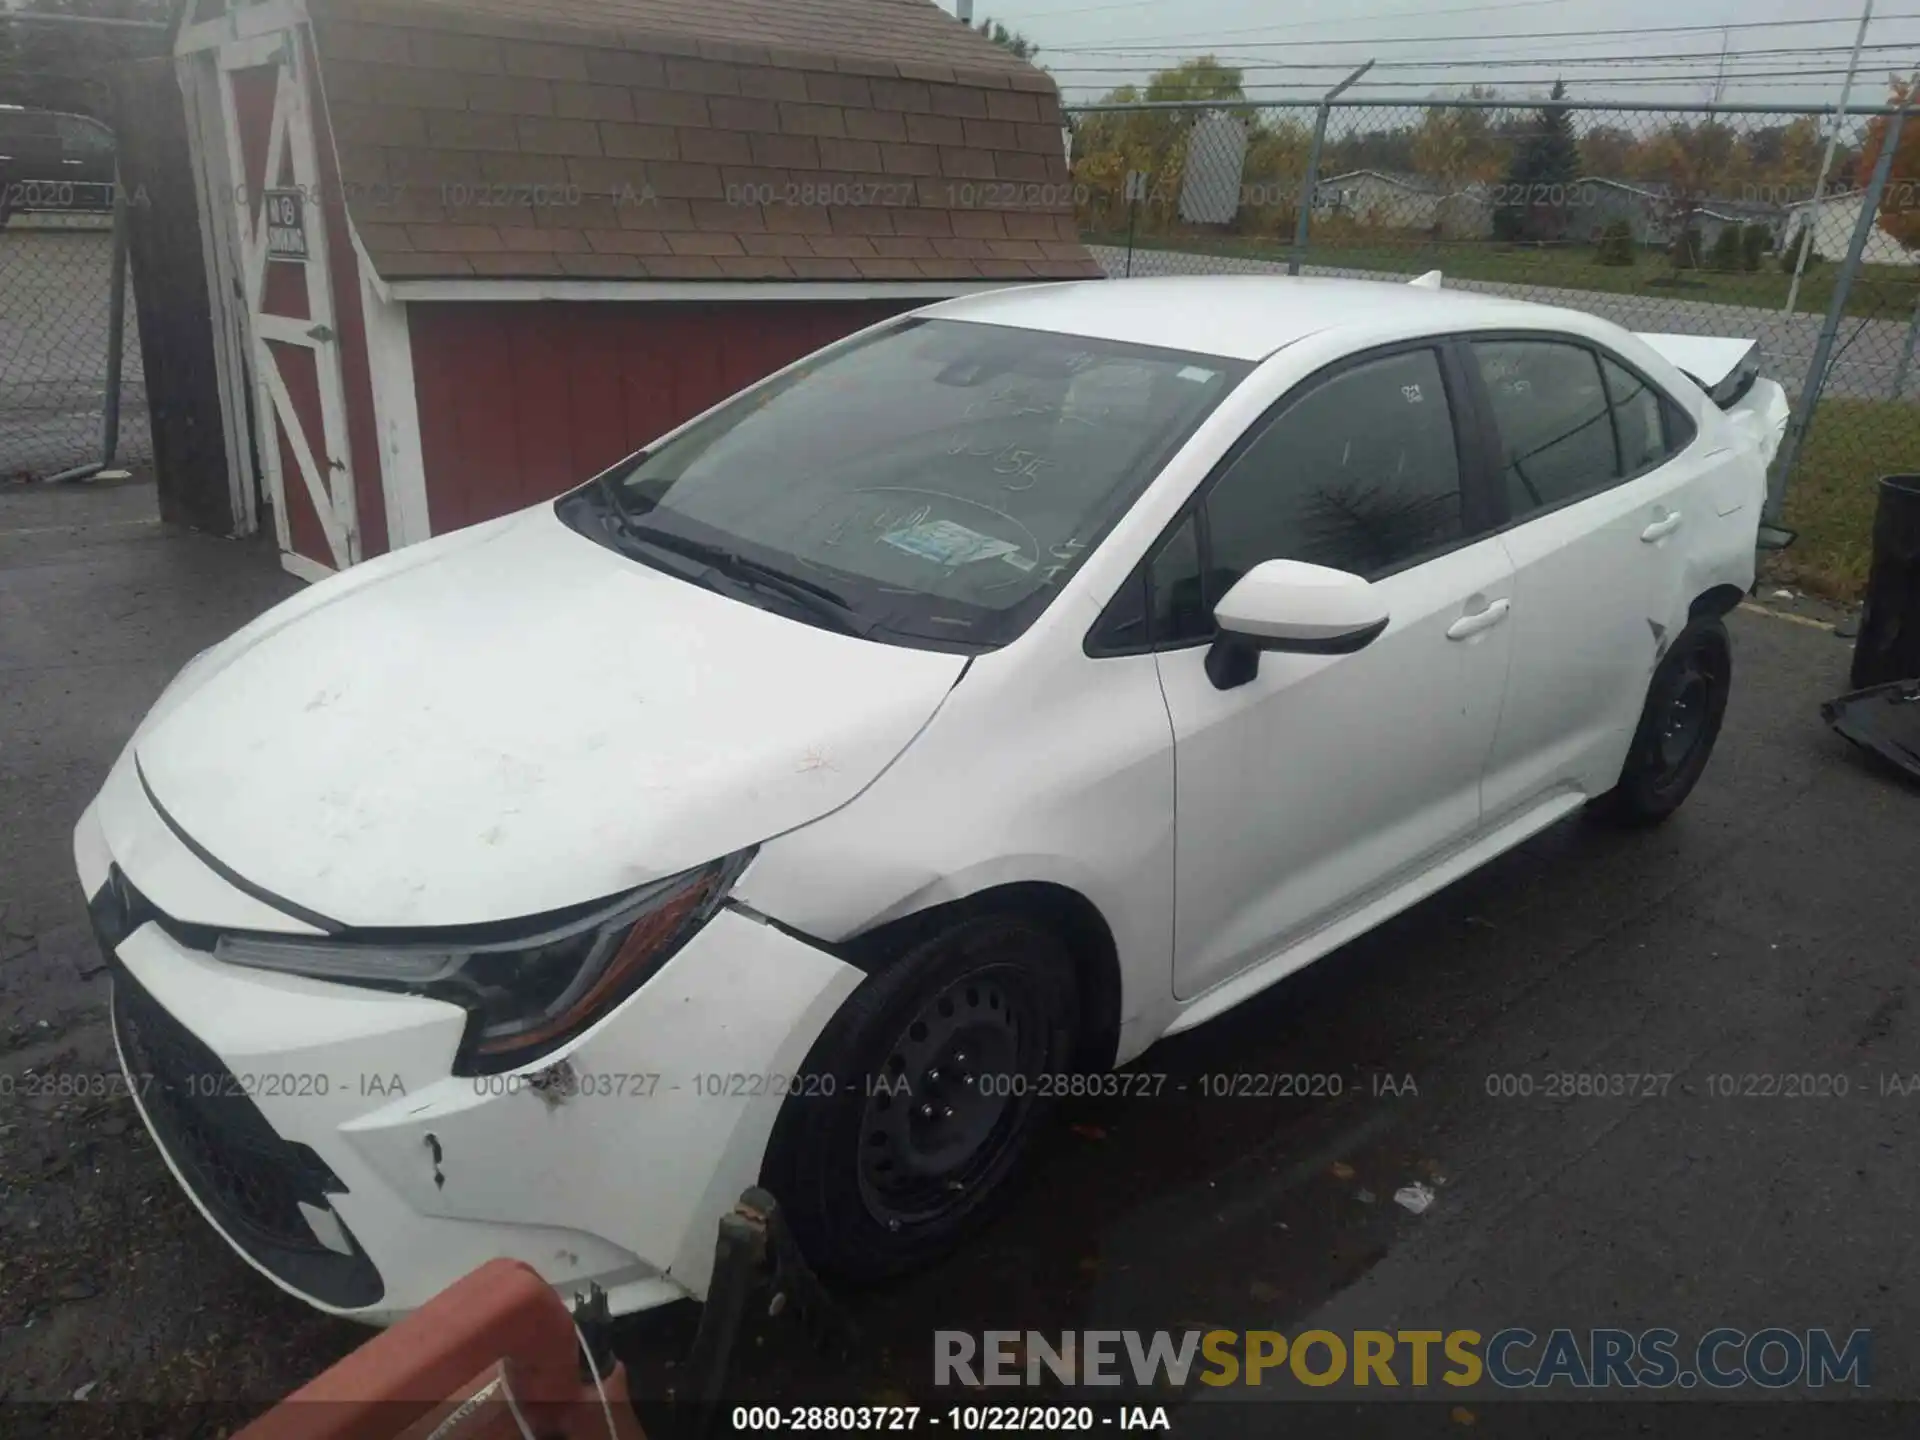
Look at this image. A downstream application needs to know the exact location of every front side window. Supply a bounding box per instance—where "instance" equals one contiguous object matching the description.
[1473,339,1619,517]
[1149,513,1207,643]
[1207,347,1465,592]
[1134,348,1465,649]
[558,318,1249,650]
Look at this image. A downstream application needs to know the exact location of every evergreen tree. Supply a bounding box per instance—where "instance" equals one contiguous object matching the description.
[1493,80,1579,243]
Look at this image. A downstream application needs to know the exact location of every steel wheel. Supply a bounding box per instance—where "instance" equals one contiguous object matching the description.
[856,969,1036,1228]
[1593,615,1732,826]
[761,911,1080,1284]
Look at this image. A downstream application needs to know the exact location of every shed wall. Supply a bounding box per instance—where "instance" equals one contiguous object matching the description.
[408,299,912,530]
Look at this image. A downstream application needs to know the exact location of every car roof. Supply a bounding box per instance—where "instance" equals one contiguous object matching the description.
[924,274,1554,362]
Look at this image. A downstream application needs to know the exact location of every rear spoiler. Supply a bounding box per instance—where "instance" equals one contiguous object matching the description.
[1638,332,1788,466]
[1632,333,1762,410]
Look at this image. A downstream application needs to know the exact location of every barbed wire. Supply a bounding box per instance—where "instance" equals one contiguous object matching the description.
[1045,13,1920,54]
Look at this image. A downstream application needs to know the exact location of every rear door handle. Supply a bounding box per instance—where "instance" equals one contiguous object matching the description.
[1446,598,1511,640]
[1641,511,1684,542]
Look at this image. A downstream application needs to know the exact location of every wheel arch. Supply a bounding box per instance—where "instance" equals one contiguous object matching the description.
[1690,583,1747,623]
[842,881,1123,1073]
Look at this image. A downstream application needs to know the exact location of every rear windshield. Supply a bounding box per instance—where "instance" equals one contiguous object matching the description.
[558,317,1249,650]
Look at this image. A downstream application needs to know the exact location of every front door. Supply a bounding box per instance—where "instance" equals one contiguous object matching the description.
[214,27,359,576]
[1154,345,1514,1001]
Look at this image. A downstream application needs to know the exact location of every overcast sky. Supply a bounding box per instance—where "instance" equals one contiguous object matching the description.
[956,0,1920,110]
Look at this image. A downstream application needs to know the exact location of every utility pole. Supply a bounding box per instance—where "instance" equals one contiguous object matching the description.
[1785,0,1874,316]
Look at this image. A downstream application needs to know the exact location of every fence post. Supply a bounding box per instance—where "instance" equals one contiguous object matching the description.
[1783,0,1874,317]
[1288,62,1372,277]
[1893,291,1920,401]
[100,165,130,469]
[1122,168,1145,278]
[1767,78,1913,525]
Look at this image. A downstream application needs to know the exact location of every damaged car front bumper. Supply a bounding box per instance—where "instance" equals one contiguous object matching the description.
[75,796,863,1325]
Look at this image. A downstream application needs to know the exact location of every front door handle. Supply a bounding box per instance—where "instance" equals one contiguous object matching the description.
[1641,511,1684,543]
[1446,597,1511,640]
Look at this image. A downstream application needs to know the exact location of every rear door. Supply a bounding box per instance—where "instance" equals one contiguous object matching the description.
[1150,342,1516,1001]
[1467,334,1709,821]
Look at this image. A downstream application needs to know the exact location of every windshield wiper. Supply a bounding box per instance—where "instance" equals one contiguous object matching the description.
[608,519,872,639]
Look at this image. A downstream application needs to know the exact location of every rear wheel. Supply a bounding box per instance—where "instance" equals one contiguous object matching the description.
[762,911,1079,1284]
[1591,616,1731,826]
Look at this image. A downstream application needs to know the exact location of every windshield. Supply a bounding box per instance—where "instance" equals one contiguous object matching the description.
[556,318,1249,650]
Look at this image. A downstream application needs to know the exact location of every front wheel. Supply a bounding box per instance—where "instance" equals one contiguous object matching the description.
[1591,615,1732,826]
[761,912,1080,1284]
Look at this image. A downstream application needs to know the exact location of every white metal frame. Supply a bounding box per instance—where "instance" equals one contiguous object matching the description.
[357,261,433,549]
[176,50,260,538]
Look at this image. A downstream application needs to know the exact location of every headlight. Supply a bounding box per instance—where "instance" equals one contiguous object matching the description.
[213,850,752,1073]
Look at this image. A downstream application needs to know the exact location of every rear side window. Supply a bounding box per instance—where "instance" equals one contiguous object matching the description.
[1602,355,1668,474]
[1472,339,1618,516]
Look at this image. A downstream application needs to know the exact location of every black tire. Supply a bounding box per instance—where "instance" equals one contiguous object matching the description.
[761,911,1080,1285]
[1591,616,1732,826]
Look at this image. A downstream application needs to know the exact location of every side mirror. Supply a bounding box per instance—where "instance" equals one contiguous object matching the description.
[1206,559,1390,690]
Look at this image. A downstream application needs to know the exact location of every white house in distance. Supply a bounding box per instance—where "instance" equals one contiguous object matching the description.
[1312,169,1493,239]
[1783,190,1918,267]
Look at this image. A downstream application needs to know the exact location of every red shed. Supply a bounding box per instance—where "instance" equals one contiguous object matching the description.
[170,0,1098,580]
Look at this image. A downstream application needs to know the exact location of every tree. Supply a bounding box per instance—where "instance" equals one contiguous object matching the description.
[1581,124,1636,178]
[1411,104,1502,190]
[1857,77,1920,252]
[1494,80,1579,242]
[974,18,1038,62]
[1068,59,1246,231]
[1143,56,1244,103]
[1595,218,1635,265]
[1779,221,1822,273]
[1708,224,1742,271]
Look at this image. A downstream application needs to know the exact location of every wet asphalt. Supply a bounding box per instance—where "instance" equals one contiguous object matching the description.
[2,481,1917,1438]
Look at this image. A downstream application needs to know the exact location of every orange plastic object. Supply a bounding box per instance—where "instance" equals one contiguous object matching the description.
[235,1259,647,1440]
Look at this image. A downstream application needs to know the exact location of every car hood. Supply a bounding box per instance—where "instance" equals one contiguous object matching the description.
[133,505,968,929]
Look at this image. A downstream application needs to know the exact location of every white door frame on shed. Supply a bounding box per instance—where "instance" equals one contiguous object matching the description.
[211,24,360,576]
[175,47,259,539]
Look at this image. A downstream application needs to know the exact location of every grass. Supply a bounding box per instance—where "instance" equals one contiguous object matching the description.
[1084,231,1920,323]
[1775,400,1920,601]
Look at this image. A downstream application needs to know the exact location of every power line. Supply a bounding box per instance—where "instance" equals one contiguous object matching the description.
[1068,69,1881,90]
[1010,0,1577,26]
[1046,13,1920,54]
[1045,43,1920,74]
[1051,73,1904,90]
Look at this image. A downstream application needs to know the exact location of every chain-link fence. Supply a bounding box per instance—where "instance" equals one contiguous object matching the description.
[1066,95,1920,597]
[0,125,148,483]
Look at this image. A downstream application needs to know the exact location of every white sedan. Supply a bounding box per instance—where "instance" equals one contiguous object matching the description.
[76,276,1787,1322]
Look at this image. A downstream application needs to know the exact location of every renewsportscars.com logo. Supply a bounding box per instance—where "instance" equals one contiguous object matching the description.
[934,1328,1873,1391]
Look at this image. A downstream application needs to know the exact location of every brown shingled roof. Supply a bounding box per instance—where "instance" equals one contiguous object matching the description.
[309,0,1102,284]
